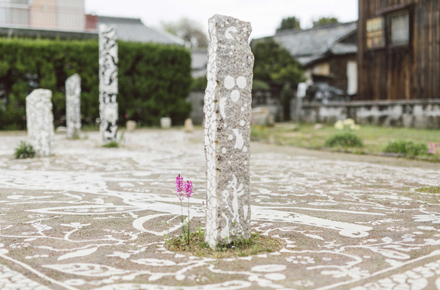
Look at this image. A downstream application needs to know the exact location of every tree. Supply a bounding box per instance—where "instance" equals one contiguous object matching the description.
[161,18,208,48]
[276,16,301,32]
[313,17,339,27]
[252,39,304,121]
[252,38,304,85]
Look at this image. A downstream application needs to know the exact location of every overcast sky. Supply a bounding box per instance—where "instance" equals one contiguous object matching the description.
[85,0,358,39]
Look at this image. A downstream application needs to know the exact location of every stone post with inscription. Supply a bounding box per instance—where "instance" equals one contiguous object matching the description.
[66,74,81,139]
[99,24,118,143]
[204,15,254,248]
[26,89,54,157]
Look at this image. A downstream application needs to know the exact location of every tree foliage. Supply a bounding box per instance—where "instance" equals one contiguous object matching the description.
[0,38,192,130]
[161,18,208,48]
[313,17,339,27]
[252,38,303,85]
[276,16,301,32]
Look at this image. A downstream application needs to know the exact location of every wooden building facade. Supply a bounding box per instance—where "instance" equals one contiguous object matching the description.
[358,0,440,101]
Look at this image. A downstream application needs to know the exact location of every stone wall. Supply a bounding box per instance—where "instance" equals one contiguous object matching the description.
[299,99,440,128]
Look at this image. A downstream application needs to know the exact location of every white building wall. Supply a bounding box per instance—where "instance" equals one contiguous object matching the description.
[347,61,358,95]
[56,0,84,31]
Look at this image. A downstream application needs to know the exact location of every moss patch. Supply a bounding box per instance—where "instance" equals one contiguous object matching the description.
[102,141,119,148]
[165,232,284,259]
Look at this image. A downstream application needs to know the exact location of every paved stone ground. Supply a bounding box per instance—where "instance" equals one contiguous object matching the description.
[0,129,440,290]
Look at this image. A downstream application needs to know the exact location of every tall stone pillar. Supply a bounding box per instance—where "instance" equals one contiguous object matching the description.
[66,74,81,139]
[99,24,118,143]
[26,89,54,157]
[204,15,254,248]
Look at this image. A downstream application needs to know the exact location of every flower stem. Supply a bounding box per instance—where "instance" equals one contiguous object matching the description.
[180,200,184,236]
[187,198,190,245]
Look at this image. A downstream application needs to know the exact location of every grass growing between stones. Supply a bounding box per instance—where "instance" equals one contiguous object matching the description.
[102,141,119,148]
[14,141,35,159]
[165,232,283,259]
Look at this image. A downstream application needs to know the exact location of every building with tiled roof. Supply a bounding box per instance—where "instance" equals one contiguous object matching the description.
[0,1,184,46]
[97,16,184,45]
[256,22,358,96]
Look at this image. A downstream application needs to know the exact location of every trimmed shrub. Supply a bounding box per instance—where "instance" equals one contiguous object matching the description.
[383,140,428,156]
[0,38,192,130]
[325,132,363,148]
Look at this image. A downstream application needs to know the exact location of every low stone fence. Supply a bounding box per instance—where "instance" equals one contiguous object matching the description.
[300,99,440,129]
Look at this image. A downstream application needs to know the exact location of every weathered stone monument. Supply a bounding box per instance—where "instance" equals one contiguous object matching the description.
[26,89,54,157]
[99,24,118,143]
[66,74,81,139]
[204,15,254,248]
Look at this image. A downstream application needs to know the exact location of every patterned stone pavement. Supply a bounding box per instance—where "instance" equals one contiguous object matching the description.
[0,129,439,290]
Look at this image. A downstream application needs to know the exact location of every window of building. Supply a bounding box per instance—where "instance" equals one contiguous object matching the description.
[389,10,409,46]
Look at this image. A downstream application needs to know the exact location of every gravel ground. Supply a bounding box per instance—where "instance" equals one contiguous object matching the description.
[0,129,439,290]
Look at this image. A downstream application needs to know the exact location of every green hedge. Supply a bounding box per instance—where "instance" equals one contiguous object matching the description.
[0,38,192,130]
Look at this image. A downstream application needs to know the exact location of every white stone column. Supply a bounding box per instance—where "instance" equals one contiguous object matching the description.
[204,15,254,248]
[26,89,54,157]
[99,24,118,143]
[66,74,81,139]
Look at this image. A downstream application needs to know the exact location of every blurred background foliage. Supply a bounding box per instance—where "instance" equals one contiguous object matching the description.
[0,38,192,130]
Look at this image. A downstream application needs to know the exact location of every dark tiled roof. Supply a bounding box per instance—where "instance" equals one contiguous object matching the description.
[274,21,357,56]
[261,22,358,66]
[98,16,184,45]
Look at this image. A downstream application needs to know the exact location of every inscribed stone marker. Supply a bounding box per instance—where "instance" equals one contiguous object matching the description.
[66,74,81,139]
[204,14,254,248]
[99,24,118,143]
[26,89,54,157]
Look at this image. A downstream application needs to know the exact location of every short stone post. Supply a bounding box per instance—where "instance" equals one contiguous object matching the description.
[99,24,118,143]
[66,74,81,139]
[26,89,54,157]
[204,15,254,248]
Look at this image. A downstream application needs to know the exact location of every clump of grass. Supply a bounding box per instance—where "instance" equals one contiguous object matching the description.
[14,141,36,159]
[383,140,428,156]
[325,132,363,148]
[165,230,283,258]
[102,141,119,148]
[416,186,440,194]
[102,130,125,148]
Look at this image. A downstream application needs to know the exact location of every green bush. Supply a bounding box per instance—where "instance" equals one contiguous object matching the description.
[0,38,192,130]
[14,141,35,159]
[325,132,363,148]
[383,140,428,156]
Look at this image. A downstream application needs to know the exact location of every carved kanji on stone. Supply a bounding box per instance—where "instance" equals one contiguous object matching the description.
[99,24,118,143]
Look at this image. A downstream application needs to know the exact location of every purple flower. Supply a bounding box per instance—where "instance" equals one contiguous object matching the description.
[184,181,193,198]
[428,143,439,154]
[175,174,184,201]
